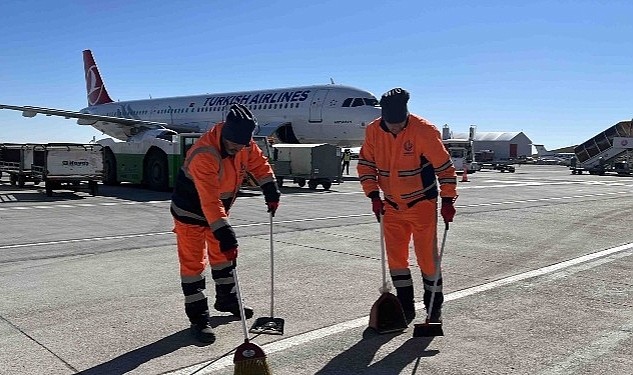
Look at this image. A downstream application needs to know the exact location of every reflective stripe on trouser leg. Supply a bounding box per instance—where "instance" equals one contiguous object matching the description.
[391,268,414,311]
[173,220,211,324]
[212,261,236,304]
[182,274,209,324]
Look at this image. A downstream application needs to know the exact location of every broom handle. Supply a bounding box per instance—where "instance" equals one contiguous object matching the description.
[379,215,389,293]
[427,221,449,321]
[233,262,249,341]
[269,213,275,317]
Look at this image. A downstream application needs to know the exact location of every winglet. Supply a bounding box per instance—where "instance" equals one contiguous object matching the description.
[82,50,113,106]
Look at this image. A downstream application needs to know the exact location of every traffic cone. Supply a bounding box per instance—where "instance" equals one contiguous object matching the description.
[461,164,470,182]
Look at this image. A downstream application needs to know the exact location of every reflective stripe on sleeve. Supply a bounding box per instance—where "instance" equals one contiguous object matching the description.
[170,201,207,222]
[209,217,230,232]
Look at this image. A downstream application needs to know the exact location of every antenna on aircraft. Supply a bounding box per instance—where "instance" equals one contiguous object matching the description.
[330,78,335,84]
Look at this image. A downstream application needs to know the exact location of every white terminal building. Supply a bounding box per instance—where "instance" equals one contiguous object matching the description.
[447,125,533,161]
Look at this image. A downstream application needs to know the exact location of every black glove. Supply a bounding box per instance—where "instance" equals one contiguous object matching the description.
[213,225,238,252]
[261,181,281,203]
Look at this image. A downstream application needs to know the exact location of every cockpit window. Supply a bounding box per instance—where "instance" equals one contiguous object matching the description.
[343,97,380,107]
[364,98,379,106]
[352,98,364,107]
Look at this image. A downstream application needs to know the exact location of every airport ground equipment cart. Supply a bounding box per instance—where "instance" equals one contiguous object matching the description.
[31,143,104,197]
[271,143,342,190]
[0,143,42,187]
[479,161,516,173]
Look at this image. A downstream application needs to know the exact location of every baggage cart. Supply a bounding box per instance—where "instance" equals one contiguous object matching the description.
[31,143,104,197]
[0,143,42,187]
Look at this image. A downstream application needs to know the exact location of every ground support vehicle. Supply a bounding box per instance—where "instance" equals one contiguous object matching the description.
[271,143,342,190]
[570,121,633,176]
[480,161,516,173]
[0,143,41,187]
[100,132,275,190]
[98,130,202,191]
[443,138,478,174]
[31,143,104,197]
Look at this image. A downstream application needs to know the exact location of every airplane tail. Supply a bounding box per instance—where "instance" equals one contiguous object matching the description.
[533,144,548,156]
[82,50,113,106]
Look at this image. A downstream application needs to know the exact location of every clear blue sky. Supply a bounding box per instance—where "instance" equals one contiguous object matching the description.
[2,0,633,151]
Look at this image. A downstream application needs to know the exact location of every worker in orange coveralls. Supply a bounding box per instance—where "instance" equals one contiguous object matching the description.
[170,104,280,343]
[357,88,457,324]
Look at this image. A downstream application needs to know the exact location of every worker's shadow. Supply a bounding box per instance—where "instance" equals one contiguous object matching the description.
[315,328,438,375]
[76,315,236,375]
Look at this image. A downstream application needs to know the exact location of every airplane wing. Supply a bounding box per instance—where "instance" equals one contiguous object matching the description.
[0,104,182,141]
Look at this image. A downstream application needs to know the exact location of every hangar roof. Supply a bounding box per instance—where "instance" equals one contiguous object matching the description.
[452,131,523,141]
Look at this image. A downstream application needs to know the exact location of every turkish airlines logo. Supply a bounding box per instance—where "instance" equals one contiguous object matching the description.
[86,65,103,106]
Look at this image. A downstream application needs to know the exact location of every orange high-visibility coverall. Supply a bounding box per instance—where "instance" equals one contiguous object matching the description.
[170,122,275,276]
[357,114,457,280]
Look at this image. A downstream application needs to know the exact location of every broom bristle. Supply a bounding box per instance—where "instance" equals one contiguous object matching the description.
[234,341,272,375]
[234,358,272,375]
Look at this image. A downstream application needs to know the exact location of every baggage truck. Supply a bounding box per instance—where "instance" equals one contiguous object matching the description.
[31,143,104,197]
[0,143,42,187]
[271,143,342,190]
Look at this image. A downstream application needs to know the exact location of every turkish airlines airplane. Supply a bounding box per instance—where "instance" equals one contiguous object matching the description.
[0,50,381,147]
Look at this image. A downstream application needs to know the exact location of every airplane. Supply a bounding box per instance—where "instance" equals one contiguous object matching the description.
[0,50,381,148]
[533,144,575,158]
[532,144,575,166]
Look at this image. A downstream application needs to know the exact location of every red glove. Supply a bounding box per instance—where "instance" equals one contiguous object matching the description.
[267,201,279,217]
[441,197,456,223]
[224,247,238,261]
[371,198,385,222]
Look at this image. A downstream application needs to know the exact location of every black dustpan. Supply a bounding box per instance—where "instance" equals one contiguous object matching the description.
[369,292,408,333]
[250,316,285,335]
[368,215,408,334]
[250,213,285,335]
[413,321,444,337]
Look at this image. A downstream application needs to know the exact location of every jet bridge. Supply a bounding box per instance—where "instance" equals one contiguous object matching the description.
[573,120,633,172]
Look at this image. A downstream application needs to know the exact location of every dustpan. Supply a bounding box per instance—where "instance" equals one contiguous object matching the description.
[250,213,285,335]
[368,215,408,334]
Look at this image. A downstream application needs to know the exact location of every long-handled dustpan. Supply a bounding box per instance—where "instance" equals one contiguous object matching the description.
[250,213,285,335]
[368,215,408,334]
[232,262,272,375]
[413,221,449,337]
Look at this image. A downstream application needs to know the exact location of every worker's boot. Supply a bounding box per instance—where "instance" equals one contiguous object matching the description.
[395,285,416,323]
[391,269,415,323]
[189,311,216,344]
[211,262,254,319]
[181,276,216,343]
[423,277,444,323]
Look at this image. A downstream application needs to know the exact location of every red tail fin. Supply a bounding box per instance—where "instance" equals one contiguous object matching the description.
[83,50,113,106]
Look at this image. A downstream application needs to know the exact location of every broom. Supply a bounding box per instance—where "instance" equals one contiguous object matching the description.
[232,262,272,375]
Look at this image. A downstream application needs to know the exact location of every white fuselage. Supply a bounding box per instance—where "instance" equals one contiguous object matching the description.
[80,84,380,147]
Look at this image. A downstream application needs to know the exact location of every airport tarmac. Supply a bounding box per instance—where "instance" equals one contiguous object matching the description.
[1,162,632,375]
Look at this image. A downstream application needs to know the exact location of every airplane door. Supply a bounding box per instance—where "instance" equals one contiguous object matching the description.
[309,89,329,122]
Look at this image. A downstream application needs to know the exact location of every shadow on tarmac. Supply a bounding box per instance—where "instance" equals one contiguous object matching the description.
[315,328,438,375]
[76,316,237,375]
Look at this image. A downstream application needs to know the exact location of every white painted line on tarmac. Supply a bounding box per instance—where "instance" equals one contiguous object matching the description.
[164,242,633,375]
